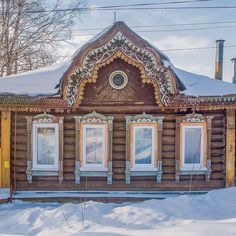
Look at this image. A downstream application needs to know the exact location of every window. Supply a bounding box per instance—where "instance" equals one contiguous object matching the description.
[74,111,114,184]
[33,123,59,171]
[176,113,213,182]
[109,70,128,89]
[81,124,107,170]
[25,113,64,183]
[125,113,164,184]
[181,125,206,171]
[131,125,155,170]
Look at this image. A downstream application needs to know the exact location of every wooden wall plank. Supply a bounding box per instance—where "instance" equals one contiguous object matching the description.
[1,111,11,188]
[226,109,235,187]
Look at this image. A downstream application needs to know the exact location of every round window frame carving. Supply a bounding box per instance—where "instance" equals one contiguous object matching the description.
[109,70,128,90]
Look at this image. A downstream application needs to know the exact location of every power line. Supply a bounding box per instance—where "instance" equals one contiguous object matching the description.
[61,25,236,37]
[55,45,236,59]
[162,45,236,51]
[28,5,236,13]
[85,0,215,9]
[74,20,236,32]
[137,25,236,32]
[86,6,236,11]
[0,1,234,14]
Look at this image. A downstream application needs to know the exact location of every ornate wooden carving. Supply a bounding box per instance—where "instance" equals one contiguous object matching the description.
[175,117,181,182]
[25,116,33,183]
[206,116,214,182]
[58,117,64,183]
[63,30,178,109]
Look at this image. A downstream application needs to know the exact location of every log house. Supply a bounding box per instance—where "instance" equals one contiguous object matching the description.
[0,22,236,198]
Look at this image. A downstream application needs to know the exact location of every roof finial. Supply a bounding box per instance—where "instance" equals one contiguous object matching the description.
[113,12,117,23]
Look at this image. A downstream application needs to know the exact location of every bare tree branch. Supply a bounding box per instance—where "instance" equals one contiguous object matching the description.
[0,0,86,76]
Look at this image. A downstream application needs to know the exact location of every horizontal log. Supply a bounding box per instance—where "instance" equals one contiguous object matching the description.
[113,138,126,145]
[112,160,125,168]
[162,151,175,159]
[163,122,175,129]
[162,159,175,166]
[211,134,223,142]
[211,142,223,149]
[162,129,175,136]
[113,153,126,160]
[162,145,175,152]
[113,145,126,152]
[162,136,175,145]
[211,127,224,134]
[212,120,224,127]
[15,178,224,191]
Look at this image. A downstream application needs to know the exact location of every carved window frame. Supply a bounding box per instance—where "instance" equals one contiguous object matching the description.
[25,113,64,183]
[81,124,107,171]
[32,123,59,171]
[130,124,157,171]
[180,123,207,171]
[175,113,213,182]
[125,113,164,184]
[74,111,114,184]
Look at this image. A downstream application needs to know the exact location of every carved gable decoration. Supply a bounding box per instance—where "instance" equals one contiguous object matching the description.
[62,22,178,109]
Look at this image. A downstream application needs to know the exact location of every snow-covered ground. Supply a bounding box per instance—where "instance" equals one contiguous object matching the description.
[0,189,9,200]
[1,188,236,236]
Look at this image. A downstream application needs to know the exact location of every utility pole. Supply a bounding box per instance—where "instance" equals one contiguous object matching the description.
[231,58,236,84]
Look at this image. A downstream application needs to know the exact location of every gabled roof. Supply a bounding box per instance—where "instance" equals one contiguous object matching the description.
[0,21,236,101]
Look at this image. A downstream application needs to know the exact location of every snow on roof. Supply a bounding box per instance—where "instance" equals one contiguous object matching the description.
[0,61,71,96]
[0,21,236,98]
[173,67,236,97]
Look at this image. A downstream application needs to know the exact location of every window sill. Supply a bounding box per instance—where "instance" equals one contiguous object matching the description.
[131,168,158,176]
[131,167,157,172]
[80,167,108,172]
[32,170,59,176]
[180,169,207,175]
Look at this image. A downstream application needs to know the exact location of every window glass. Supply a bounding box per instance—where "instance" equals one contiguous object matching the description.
[85,127,104,165]
[134,127,153,164]
[184,127,202,164]
[36,127,56,165]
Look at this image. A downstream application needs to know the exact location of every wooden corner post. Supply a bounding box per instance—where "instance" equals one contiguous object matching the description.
[226,109,235,187]
[0,111,11,189]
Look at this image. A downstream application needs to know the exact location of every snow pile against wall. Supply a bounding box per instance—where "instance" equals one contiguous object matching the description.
[0,188,236,235]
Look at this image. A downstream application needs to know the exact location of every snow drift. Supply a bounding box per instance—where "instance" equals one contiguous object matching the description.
[0,188,236,236]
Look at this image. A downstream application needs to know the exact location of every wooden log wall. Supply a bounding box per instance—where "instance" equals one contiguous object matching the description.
[11,109,225,191]
[10,58,226,191]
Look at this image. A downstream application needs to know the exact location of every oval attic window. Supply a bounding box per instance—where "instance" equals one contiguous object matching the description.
[109,71,128,89]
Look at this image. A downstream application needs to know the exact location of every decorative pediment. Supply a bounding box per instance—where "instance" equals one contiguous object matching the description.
[62,22,179,109]
[182,112,206,123]
[74,111,113,125]
[126,112,160,124]
[32,112,56,123]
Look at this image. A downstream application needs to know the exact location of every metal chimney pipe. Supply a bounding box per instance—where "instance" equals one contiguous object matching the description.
[231,58,236,84]
[214,39,225,80]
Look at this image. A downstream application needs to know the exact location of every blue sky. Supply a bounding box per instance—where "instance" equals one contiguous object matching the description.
[61,0,236,83]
